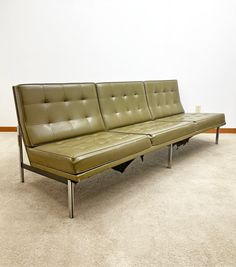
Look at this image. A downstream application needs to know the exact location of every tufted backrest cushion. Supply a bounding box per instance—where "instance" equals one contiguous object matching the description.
[96,82,152,129]
[144,80,184,119]
[13,83,105,146]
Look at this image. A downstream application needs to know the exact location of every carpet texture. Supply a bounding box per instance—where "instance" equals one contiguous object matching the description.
[0,133,236,267]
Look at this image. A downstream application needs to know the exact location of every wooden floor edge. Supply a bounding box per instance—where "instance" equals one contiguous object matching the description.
[205,128,236,134]
[0,126,236,133]
[0,127,17,132]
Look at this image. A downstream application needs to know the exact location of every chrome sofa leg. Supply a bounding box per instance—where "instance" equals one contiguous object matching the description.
[68,180,76,218]
[216,127,220,144]
[167,144,173,168]
[17,126,24,183]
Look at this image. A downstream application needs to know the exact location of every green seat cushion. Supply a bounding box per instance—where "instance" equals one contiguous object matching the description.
[157,113,226,131]
[27,132,151,174]
[111,120,197,146]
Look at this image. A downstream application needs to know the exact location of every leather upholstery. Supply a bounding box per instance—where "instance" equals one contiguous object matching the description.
[111,120,197,145]
[145,80,185,119]
[158,113,226,131]
[13,83,105,146]
[28,132,151,174]
[13,80,226,180]
[96,82,152,129]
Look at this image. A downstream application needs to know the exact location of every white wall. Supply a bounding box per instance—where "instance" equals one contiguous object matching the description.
[1,0,236,127]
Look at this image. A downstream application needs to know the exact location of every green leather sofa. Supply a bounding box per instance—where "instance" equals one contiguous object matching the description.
[13,80,225,218]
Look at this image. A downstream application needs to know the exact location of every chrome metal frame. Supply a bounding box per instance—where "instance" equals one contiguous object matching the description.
[68,180,76,218]
[16,124,222,218]
[216,127,220,144]
[17,126,78,218]
[167,144,173,169]
[17,126,24,183]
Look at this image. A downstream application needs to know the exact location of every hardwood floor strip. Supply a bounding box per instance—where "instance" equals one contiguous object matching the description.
[0,127,235,133]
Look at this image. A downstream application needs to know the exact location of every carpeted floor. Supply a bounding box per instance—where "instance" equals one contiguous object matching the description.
[0,133,236,267]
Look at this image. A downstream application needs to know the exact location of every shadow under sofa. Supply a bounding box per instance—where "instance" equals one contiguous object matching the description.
[13,80,226,218]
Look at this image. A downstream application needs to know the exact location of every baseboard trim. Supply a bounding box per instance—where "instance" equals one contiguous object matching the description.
[0,127,17,132]
[205,128,236,134]
[0,126,235,133]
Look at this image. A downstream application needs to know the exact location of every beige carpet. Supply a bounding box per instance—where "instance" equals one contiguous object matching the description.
[0,133,236,267]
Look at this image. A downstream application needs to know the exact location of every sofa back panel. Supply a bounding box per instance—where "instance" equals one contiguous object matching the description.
[144,80,184,119]
[13,83,105,146]
[96,82,152,129]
